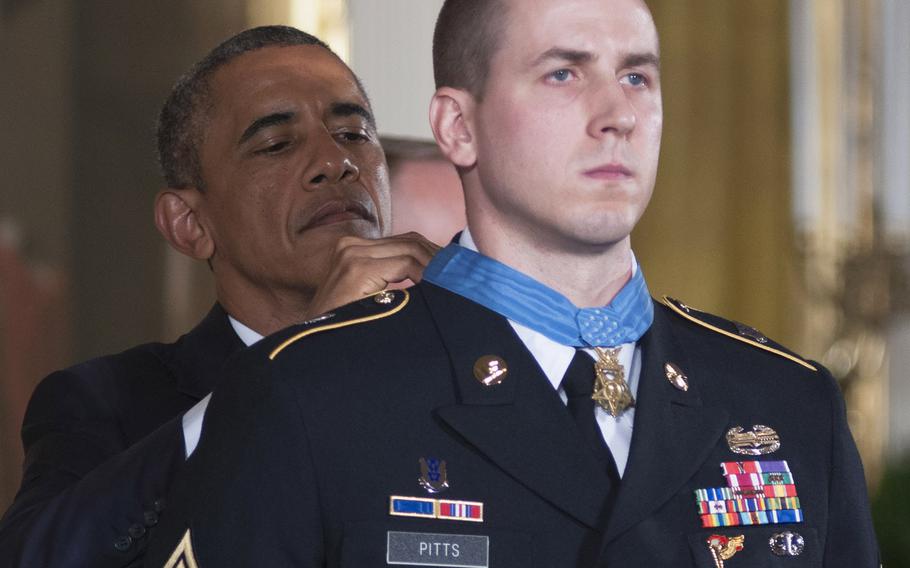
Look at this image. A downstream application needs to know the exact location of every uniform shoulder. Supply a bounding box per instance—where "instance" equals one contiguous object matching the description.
[265,288,412,361]
[660,296,818,372]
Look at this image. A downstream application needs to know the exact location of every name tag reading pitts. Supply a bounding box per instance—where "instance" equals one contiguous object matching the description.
[387,531,489,567]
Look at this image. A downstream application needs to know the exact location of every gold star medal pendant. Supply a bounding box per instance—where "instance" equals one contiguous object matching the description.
[592,347,634,417]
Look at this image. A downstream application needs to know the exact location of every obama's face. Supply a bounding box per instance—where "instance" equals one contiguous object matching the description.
[194,45,391,298]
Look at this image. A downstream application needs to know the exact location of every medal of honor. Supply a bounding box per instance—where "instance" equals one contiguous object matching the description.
[591,347,634,417]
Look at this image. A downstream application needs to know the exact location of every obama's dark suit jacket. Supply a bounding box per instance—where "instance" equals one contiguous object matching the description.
[0,304,244,568]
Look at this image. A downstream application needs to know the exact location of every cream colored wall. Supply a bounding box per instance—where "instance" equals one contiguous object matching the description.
[347,0,443,140]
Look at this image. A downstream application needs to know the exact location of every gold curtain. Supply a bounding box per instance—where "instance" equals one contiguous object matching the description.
[634,1,796,345]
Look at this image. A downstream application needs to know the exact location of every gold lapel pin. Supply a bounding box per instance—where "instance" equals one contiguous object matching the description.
[665,362,689,392]
[473,355,508,386]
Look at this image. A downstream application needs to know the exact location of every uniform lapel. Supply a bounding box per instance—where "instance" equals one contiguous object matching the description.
[419,283,614,530]
[601,302,729,545]
[167,303,247,399]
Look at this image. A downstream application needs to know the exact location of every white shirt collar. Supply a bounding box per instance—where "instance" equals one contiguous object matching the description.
[457,226,640,476]
[228,316,264,347]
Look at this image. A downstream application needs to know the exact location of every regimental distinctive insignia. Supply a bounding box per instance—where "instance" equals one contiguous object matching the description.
[694,460,804,528]
[726,425,781,455]
[665,361,689,391]
[769,531,805,556]
[592,347,634,417]
[389,496,484,523]
[734,321,769,344]
[419,458,449,494]
[706,534,745,568]
[300,312,335,326]
[472,355,508,387]
[162,529,199,568]
[374,289,396,304]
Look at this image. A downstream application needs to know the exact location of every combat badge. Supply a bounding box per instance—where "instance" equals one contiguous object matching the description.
[726,425,780,456]
[769,531,805,556]
[706,534,744,568]
[419,458,449,494]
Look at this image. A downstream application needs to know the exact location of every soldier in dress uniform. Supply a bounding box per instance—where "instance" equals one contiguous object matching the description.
[146,1,879,566]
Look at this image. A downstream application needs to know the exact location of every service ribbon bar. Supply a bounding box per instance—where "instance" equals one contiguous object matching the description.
[720,460,791,475]
[437,499,484,522]
[763,484,798,498]
[389,496,485,523]
[697,496,802,515]
[694,459,803,528]
[701,508,804,528]
[725,472,794,487]
[390,496,437,519]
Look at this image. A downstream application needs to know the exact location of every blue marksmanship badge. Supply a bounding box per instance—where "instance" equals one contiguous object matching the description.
[419,457,450,494]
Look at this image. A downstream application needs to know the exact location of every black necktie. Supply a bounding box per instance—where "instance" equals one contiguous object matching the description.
[561,350,622,486]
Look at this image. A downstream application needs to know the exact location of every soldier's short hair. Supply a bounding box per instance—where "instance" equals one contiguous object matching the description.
[432,0,510,99]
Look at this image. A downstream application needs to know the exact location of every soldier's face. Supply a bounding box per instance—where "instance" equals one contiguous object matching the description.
[467,0,662,252]
[194,45,391,297]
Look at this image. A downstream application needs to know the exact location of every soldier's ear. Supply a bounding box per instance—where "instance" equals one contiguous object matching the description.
[154,188,215,261]
[429,87,477,169]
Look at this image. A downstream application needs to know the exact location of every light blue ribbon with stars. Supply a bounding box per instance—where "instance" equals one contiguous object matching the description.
[423,243,654,348]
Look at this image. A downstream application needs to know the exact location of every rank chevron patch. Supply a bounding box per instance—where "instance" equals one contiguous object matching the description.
[163,529,199,568]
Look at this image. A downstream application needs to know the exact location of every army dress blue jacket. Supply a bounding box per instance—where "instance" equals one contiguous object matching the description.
[146,283,878,567]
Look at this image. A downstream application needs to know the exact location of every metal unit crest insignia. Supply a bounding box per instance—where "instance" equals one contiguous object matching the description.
[374,289,396,304]
[419,457,449,494]
[734,321,769,344]
[473,355,508,386]
[726,425,781,456]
